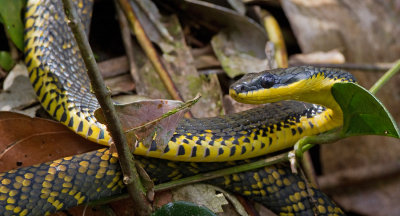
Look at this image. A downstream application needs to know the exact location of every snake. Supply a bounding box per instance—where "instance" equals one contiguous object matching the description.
[0,0,356,215]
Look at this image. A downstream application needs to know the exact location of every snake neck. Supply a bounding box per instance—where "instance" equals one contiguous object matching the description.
[266,74,344,127]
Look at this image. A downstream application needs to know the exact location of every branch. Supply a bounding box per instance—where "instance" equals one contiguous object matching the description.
[61,0,152,215]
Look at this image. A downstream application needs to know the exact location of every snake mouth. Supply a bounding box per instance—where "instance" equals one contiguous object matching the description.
[229,88,280,104]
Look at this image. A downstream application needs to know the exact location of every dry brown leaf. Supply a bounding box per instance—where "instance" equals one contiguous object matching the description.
[104,73,135,94]
[171,184,247,216]
[98,56,129,78]
[94,97,197,150]
[127,0,224,118]
[0,111,102,172]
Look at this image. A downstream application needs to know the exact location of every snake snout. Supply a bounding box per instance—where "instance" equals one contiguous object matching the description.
[231,84,246,94]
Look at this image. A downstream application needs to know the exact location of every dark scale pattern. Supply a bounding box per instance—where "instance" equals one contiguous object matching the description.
[139,156,345,216]
[0,149,124,216]
[175,101,321,141]
[25,0,107,144]
[0,150,344,215]
[0,147,346,216]
[232,66,356,93]
[19,0,351,214]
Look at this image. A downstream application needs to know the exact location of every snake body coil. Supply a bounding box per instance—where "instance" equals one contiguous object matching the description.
[0,0,356,215]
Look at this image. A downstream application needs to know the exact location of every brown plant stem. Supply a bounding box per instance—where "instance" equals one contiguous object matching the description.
[61,0,152,215]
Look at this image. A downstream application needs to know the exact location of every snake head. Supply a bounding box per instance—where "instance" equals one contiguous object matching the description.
[229,66,355,104]
[230,66,317,95]
[230,71,279,95]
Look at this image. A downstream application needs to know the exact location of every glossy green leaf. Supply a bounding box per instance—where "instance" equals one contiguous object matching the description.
[332,82,399,138]
[0,0,25,50]
[152,201,217,216]
[0,51,15,71]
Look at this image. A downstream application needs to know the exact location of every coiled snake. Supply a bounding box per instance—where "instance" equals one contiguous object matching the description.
[0,0,356,215]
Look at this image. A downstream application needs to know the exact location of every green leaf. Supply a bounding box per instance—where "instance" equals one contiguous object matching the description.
[152,201,217,216]
[0,0,25,50]
[0,51,15,71]
[332,82,399,138]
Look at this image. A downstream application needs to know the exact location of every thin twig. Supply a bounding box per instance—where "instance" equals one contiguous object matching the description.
[61,0,152,215]
[300,152,319,187]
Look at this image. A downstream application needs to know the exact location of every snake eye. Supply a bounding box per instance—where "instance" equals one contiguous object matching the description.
[259,74,276,89]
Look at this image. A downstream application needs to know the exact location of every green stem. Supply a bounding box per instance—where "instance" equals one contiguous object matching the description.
[155,153,288,191]
[88,152,289,206]
[369,59,400,95]
[294,129,343,159]
[61,0,152,215]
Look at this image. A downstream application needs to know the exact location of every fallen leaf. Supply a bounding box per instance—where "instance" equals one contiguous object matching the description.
[171,184,247,216]
[167,0,269,78]
[0,112,101,172]
[212,29,269,78]
[104,73,135,94]
[128,2,224,117]
[193,55,221,69]
[98,56,129,78]
[95,95,199,150]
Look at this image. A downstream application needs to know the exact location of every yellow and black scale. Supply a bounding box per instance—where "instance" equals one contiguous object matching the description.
[0,0,356,215]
